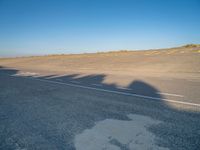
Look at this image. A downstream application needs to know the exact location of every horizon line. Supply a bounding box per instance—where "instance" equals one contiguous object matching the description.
[0,43,199,59]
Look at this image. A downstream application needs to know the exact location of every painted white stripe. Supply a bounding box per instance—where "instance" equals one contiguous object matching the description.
[9,75,200,107]
[92,83,102,87]
[45,76,56,79]
[118,86,132,90]
[157,92,184,97]
[11,72,38,76]
[10,74,19,76]
[45,74,68,79]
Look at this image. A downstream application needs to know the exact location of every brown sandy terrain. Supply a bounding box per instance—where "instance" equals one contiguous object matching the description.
[0,45,200,79]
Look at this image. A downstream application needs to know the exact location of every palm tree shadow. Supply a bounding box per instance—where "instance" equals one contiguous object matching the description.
[0,66,199,150]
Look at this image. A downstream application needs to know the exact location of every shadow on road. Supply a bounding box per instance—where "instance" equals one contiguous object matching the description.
[0,66,199,150]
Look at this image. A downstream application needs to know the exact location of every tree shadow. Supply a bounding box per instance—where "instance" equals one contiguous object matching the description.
[0,66,199,150]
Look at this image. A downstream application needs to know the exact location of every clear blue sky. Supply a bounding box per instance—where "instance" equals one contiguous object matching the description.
[0,0,200,57]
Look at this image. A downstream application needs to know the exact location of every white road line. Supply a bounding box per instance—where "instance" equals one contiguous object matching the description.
[45,76,55,79]
[9,75,200,107]
[157,92,184,97]
[92,83,103,87]
[118,86,132,90]
[45,74,68,79]
[10,74,19,76]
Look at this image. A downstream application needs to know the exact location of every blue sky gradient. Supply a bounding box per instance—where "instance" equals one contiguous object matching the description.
[0,0,200,56]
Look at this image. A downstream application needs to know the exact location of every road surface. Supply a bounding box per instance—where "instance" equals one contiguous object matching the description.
[0,68,200,150]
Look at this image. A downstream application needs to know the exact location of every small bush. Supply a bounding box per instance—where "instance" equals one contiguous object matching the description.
[183,44,200,48]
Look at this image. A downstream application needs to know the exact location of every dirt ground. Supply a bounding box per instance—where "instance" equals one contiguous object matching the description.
[0,45,200,79]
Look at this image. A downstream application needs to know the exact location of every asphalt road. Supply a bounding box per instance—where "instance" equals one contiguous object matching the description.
[0,68,200,150]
